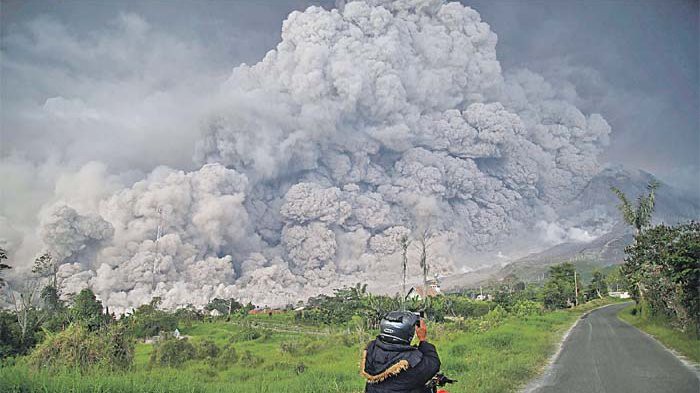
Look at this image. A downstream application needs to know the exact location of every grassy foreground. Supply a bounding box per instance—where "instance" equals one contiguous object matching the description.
[618,304,700,364]
[0,299,614,393]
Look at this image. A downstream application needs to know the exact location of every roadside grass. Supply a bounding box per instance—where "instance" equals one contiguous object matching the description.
[0,299,615,393]
[618,304,700,364]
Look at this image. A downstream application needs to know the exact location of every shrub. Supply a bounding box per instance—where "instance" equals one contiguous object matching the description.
[279,341,300,355]
[28,323,134,372]
[623,222,700,335]
[241,350,263,367]
[512,300,543,317]
[195,339,220,360]
[124,298,178,339]
[149,334,196,367]
[229,328,262,342]
[217,344,239,366]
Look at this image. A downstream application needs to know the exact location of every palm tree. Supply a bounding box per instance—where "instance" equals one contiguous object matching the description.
[611,180,659,314]
[611,180,659,234]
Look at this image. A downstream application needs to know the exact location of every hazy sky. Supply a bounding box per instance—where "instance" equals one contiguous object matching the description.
[2,0,698,191]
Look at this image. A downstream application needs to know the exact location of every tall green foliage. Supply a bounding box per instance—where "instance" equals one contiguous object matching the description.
[542,263,582,310]
[611,181,659,315]
[124,298,178,338]
[611,181,659,233]
[28,323,134,371]
[586,270,608,299]
[623,222,700,335]
[71,289,110,331]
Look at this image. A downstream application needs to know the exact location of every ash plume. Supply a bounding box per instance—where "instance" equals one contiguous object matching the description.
[5,0,614,312]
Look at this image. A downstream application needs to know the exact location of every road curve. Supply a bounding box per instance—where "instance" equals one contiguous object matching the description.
[526,303,699,393]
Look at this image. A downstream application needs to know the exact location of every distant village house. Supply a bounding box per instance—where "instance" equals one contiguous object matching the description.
[406,279,442,301]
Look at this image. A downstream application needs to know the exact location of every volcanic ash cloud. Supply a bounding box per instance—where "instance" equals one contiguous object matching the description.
[35,0,610,311]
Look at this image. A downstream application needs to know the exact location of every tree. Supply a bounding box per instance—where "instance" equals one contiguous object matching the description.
[611,180,659,234]
[624,222,699,334]
[28,323,134,371]
[32,251,59,291]
[586,270,608,299]
[0,247,10,287]
[493,273,526,310]
[605,266,626,292]
[0,310,23,357]
[415,227,433,306]
[205,298,242,320]
[543,263,582,309]
[5,279,44,351]
[41,285,63,312]
[40,285,70,332]
[125,297,178,338]
[612,181,659,312]
[71,288,108,331]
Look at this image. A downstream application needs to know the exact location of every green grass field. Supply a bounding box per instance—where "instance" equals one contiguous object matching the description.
[618,304,700,364]
[0,300,614,393]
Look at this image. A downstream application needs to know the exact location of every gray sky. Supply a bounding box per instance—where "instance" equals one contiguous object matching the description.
[2,0,698,191]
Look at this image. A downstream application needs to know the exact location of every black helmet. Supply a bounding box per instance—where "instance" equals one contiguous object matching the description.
[378,311,420,344]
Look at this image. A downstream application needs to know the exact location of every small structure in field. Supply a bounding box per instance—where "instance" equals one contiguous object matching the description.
[209,309,223,317]
[406,279,442,301]
[609,291,631,299]
[475,293,492,301]
[248,307,284,316]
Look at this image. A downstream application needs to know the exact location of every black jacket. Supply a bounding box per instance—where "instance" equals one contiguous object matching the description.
[361,338,441,393]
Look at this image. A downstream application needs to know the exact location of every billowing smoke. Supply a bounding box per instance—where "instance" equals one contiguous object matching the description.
[8,0,612,312]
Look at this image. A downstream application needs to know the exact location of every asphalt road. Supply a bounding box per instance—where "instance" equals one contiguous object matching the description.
[526,303,699,393]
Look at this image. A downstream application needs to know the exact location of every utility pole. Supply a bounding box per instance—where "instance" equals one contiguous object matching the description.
[574,270,579,307]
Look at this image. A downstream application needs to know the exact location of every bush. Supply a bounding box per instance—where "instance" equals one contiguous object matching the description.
[28,323,134,372]
[126,307,178,339]
[240,350,263,367]
[229,328,262,342]
[217,344,239,366]
[279,341,300,355]
[195,339,219,360]
[512,300,543,317]
[623,222,700,335]
[149,334,196,367]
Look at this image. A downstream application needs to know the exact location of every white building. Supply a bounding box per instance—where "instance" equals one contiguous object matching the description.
[609,291,631,299]
[406,279,442,301]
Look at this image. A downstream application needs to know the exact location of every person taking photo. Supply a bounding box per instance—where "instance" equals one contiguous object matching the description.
[361,311,441,393]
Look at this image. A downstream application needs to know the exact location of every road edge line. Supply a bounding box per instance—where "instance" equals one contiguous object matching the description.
[615,305,700,378]
[520,302,625,393]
